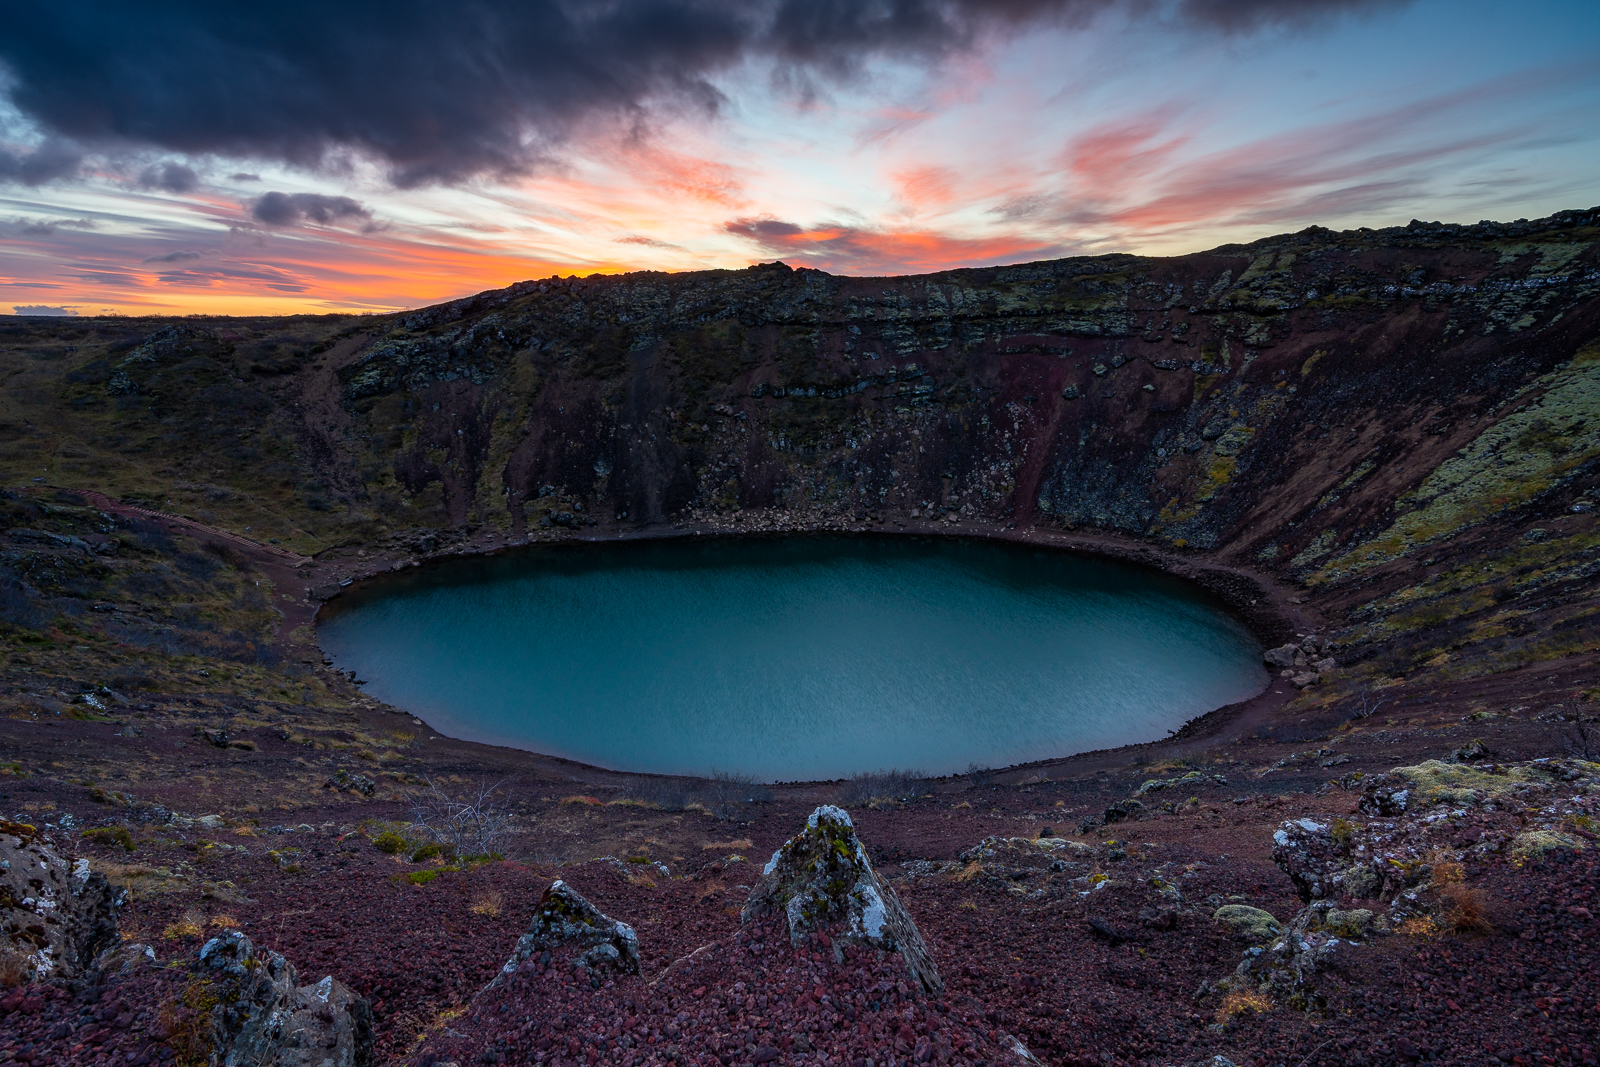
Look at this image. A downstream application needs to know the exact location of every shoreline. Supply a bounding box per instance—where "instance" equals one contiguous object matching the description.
[292,507,1319,789]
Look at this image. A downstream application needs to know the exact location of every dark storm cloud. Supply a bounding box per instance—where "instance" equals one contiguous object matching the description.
[0,140,83,185]
[142,249,203,263]
[13,305,79,316]
[0,1,1409,187]
[251,192,372,227]
[137,162,200,193]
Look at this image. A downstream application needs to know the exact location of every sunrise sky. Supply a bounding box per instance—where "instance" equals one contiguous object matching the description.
[2,0,1598,317]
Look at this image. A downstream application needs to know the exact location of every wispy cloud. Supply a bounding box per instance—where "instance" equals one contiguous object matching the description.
[724,216,1067,273]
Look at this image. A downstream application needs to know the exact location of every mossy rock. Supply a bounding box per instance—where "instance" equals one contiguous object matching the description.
[1341,864,1380,898]
[1385,759,1599,809]
[1512,830,1585,862]
[1318,908,1375,939]
[1213,905,1282,943]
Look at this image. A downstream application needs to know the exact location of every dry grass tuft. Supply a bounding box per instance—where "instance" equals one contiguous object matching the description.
[0,947,30,988]
[468,889,503,918]
[560,795,604,807]
[1216,988,1273,1025]
[699,838,753,852]
[1438,882,1493,933]
[163,910,205,940]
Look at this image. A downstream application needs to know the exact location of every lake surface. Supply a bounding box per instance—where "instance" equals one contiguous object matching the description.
[318,536,1266,780]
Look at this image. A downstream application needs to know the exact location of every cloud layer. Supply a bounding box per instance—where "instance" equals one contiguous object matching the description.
[0,0,1406,186]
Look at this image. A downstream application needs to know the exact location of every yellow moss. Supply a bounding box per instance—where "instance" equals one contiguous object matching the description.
[1316,342,1600,580]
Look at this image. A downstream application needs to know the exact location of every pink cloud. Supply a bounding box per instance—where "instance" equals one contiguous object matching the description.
[724,216,1066,274]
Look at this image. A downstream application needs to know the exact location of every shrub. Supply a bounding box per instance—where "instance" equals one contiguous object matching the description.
[371,831,407,855]
[82,825,135,852]
[404,779,514,858]
[838,769,926,809]
[0,947,29,989]
[613,771,770,820]
[163,912,204,939]
[409,842,450,863]
[1216,988,1273,1026]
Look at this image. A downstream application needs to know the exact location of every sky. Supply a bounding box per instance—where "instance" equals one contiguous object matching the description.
[1,0,1598,317]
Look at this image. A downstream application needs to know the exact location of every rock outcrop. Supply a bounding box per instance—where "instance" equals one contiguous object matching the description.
[198,929,374,1067]
[743,805,942,995]
[0,820,122,983]
[491,879,640,988]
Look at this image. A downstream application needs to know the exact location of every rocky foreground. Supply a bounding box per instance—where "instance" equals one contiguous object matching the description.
[3,750,1598,1067]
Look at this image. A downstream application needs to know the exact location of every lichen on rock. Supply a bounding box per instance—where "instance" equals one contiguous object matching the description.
[742,805,942,995]
[0,819,123,984]
[492,879,640,987]
[198,929,374,1067]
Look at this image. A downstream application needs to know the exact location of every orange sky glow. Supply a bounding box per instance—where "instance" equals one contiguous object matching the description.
[3,1,1598,318]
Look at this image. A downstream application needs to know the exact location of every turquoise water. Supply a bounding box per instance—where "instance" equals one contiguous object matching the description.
[317,537,1265,780]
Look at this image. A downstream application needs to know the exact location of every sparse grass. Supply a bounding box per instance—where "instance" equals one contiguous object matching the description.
[1429,853,1465,885]
[161,978,221,1067]
[561,795,604,806]
[612,772,770,820]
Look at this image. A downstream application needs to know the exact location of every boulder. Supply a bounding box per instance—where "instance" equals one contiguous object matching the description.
[1271,818,1343,902]
[743,805,942,995]
[0,819,122,983]
[1357,775,1412,816]
[199,929,374,1067]
[1212,905,1282,943]
[1262,644,1301,668]
[1102,798,1144,824]
[491,880,639,988]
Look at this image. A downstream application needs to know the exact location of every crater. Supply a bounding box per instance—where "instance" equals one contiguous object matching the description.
[317,536,1267,780]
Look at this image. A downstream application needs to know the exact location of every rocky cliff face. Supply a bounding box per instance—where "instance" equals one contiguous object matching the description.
[2,208,1597,691]
[314,209,1598,556]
